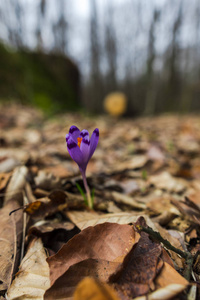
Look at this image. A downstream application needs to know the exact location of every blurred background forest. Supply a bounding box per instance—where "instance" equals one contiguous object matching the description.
[0,0,200,115]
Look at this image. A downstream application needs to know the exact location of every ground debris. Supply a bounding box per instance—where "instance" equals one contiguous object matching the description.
[0,105,200,299]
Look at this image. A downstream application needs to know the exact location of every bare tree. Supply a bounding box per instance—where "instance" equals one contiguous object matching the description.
[36,0,46,51]
[164,0,184,111]
[194,0,200,79]
[88,0,102,112]
[0,0,24,48]
[52,0,68,55]
[104,1,117,92]
[144,9,160,115]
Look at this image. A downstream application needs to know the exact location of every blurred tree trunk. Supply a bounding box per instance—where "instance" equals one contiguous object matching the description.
[52,0,68,55]
[88,0,103,113]
[129,0,144,114]
[36,0,46,51]
[12,0,23,48]
[195,0,200,79]
[3,0,24,48]
[104,1,117,92]
[144,9,160,115]
[164,1,183,112]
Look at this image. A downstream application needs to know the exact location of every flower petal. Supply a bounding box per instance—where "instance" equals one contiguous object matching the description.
[80,129,89,138]
[67,137,84,167]
[69,125,80,143]
[80,135,90,164]
[66,134,70,143]
[88,128,99,160]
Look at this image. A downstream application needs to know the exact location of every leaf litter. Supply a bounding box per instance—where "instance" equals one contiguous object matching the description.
[0,104,200,299]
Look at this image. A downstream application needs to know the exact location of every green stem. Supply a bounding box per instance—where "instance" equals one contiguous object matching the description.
[80,169,93,209]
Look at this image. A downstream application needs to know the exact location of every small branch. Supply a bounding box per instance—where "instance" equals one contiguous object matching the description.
[136,224,194,281]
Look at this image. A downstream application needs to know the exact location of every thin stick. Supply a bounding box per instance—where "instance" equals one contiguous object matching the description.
[136,224,194,281]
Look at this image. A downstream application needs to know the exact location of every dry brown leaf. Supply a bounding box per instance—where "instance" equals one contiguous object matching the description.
[187,190,200,207]
[111,191,146,209]
[4,166,28,205]
[132,263,189,300]
[155,262,188,288]
[28,220,79,254]
[147,145,165,161]
[149,171,187,193]
[0,200,23,291]
[146,196,180,219]
[44,165,72,178]
[171,198,200,225]
[115,155,148,172]
[131,250,188,299]
[0,172,11,190]
[133,284,188,300]
[44,259,120,299]
[6,238,50,300]
[34,170,62,191]
[0,158,20,173]
[46,223,139,286]
[109,231,163,299]
[74,277,120,300]
[24,190,85,219]
[66,211,155,230]
[0,149,29,165]
[154,223,185,269]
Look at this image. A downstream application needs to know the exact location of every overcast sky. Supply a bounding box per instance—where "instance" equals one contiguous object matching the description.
[0,0,197,79]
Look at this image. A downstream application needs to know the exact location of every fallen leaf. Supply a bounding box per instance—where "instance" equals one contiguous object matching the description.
[34,170,62,191]
[0,158,20,173]
[46,223,139,286]
[187,190,200,207]
[147,145,165,161]
[44,259,120,299]
[0,172,11,191]
[74,277,120,300]
[6,238,50,300]
[133,284,188,300]
[146,196,180,220]
[66,211,154,230]
[28,220,79,254]
[155,262,188,288]
[0,200,23,291]
[154,224,185,269]
[109,231,163,299]
[115,155,148,172]
[132,263,189,300]
[24,190,85,219]
[4,166,28,205]
[111,191,146,209]
[149,171,187,193]
[0,149,29,165]
[171,198,200,225]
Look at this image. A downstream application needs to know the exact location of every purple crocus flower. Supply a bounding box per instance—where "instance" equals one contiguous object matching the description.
[66,125,99,208]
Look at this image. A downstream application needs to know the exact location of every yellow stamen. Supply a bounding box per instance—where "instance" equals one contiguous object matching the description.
[77,137,82,148]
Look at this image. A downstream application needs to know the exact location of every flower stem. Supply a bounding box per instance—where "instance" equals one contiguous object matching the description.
[80,169,93,209]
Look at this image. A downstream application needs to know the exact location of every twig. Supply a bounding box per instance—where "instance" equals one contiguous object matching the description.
[136,224,194,281]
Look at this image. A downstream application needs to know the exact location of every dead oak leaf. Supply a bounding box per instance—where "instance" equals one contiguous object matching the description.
[74,277,120,300]
[46,223,140,286]
[109,231,163,299]
[0,200,23,291]
[6,238,50,300]
[44,258,120,299]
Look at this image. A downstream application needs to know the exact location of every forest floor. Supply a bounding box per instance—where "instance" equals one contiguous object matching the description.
[0,104,200,300]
